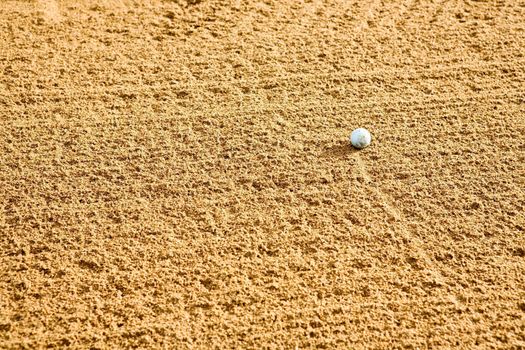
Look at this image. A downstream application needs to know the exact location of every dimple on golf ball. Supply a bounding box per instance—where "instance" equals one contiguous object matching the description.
[350,128,372,149]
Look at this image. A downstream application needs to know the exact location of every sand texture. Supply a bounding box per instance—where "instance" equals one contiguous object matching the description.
[1,0,525,348]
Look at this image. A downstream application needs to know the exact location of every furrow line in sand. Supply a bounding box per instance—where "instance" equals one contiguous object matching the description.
[2,91,523,127]
[1,86,522,111]
[163,64,525,90]
[1,58,522,87]
[179,59,525,84]
[354,154,444,276]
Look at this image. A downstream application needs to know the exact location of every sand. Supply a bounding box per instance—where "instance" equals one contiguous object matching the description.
[1,0,524,348]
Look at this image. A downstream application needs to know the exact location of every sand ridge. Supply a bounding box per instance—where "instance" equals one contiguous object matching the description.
[1,0,525,348]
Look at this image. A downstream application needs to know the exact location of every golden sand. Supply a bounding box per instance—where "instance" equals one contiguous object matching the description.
[1,0,524,348]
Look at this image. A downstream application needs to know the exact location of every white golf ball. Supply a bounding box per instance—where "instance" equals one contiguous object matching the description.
[350,128,372,149]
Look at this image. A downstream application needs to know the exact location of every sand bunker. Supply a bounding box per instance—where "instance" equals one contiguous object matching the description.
[1,0,524,348]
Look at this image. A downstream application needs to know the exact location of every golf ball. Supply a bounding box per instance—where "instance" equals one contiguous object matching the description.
[350,128,372,149]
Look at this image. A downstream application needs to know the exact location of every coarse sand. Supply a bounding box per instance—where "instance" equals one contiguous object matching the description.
[1,0,524,348]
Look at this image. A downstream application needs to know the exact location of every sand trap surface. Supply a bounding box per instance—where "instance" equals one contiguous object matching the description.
[1,0,524,348]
